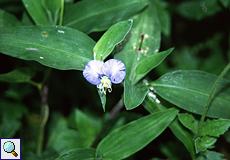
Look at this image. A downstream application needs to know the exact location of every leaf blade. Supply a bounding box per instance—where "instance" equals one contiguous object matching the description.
[94,19,133,61]
[63,0,148,34]
[152,70,230,119]
[0,25,95,70]
[96,108,179,160]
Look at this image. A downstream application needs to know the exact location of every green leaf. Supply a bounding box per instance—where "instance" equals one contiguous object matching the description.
[0,9,21,27]
[201,119,230,137]
[21,11,34,26]
[97,89,106,111]
[55,148,96,160]
[151,70,230,119]
[75,109,98,146]
[96,108,179,160]
[143,94,196,160]
[178,113,198,134]
[205,150,226,160]
[169,119,196,160]
[63,0,148,34]
[153,0,171,36]
[195,136,217,153]
[133,48,173,84]
[48,129,85,155]
[42,0,62,25]
[22,0,50,25]
[0,25,95,70]
[93,19,133,61]
[0,67,35,83]
[115,2,161,85]
[124,81,148,110]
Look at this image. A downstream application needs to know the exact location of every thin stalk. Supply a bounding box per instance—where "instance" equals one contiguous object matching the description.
[197,62,230,137]
[59,0,64,26]
[36,85,49,155]
[91,98,124,148]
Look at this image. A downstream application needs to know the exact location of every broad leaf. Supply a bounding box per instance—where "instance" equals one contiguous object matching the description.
[0,25,95,70]
[115,2,164,109]
[115,2,162,85]
[151,70,230,119]
[63,0,148,34]
[0,67,35,83]
[55,148,96,160]
[94,19,133,61]
[124,81,148,110]
[96,108,178,160]
[22,0,50,25]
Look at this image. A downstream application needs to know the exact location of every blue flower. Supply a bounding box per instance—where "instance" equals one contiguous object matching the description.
[83,59,126,94]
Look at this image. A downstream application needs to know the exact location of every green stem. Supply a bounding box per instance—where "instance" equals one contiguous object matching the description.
[197,62,230,137]
[91,98,124,148]
[36,85,49,155]
[59,0,64,26]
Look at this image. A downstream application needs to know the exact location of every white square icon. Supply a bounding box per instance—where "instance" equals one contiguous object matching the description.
[1,138,21,160]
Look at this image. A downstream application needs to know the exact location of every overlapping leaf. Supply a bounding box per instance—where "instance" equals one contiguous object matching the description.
[0,25,95,70]
[63,0,148,34]
[152,70,230,119]
[96,108,178,160]
[94,19,133,61]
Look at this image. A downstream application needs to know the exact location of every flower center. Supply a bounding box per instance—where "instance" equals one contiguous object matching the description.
[97,76,112,94]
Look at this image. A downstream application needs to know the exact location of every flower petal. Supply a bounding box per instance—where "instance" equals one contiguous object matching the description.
[102,59,126,84]
[83,60,104,85]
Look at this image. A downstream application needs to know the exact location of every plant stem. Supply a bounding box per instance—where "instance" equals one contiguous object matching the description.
[91,98,124,148]
[36,85,49,155]
[59,0,64,26]
[197,62,230,137]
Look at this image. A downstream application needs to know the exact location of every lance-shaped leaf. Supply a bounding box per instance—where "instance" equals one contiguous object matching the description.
[63,0,148,34]
[94,19,133,61]
[0,25,95,70]
[151,70,230,119]
[96,108,178,160]
[22,0,50,25]
[133,48,173,84]
[144,93,196,160]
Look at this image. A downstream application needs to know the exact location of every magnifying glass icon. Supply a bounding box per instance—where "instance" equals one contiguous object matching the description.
[3,141,18,157]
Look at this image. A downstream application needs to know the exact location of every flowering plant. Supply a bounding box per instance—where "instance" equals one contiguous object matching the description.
[83,59,126,94]
[0,0,230,160]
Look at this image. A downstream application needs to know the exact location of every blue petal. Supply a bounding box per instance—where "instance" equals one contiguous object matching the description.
[102,59,126,84]
[83,60,104,85]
